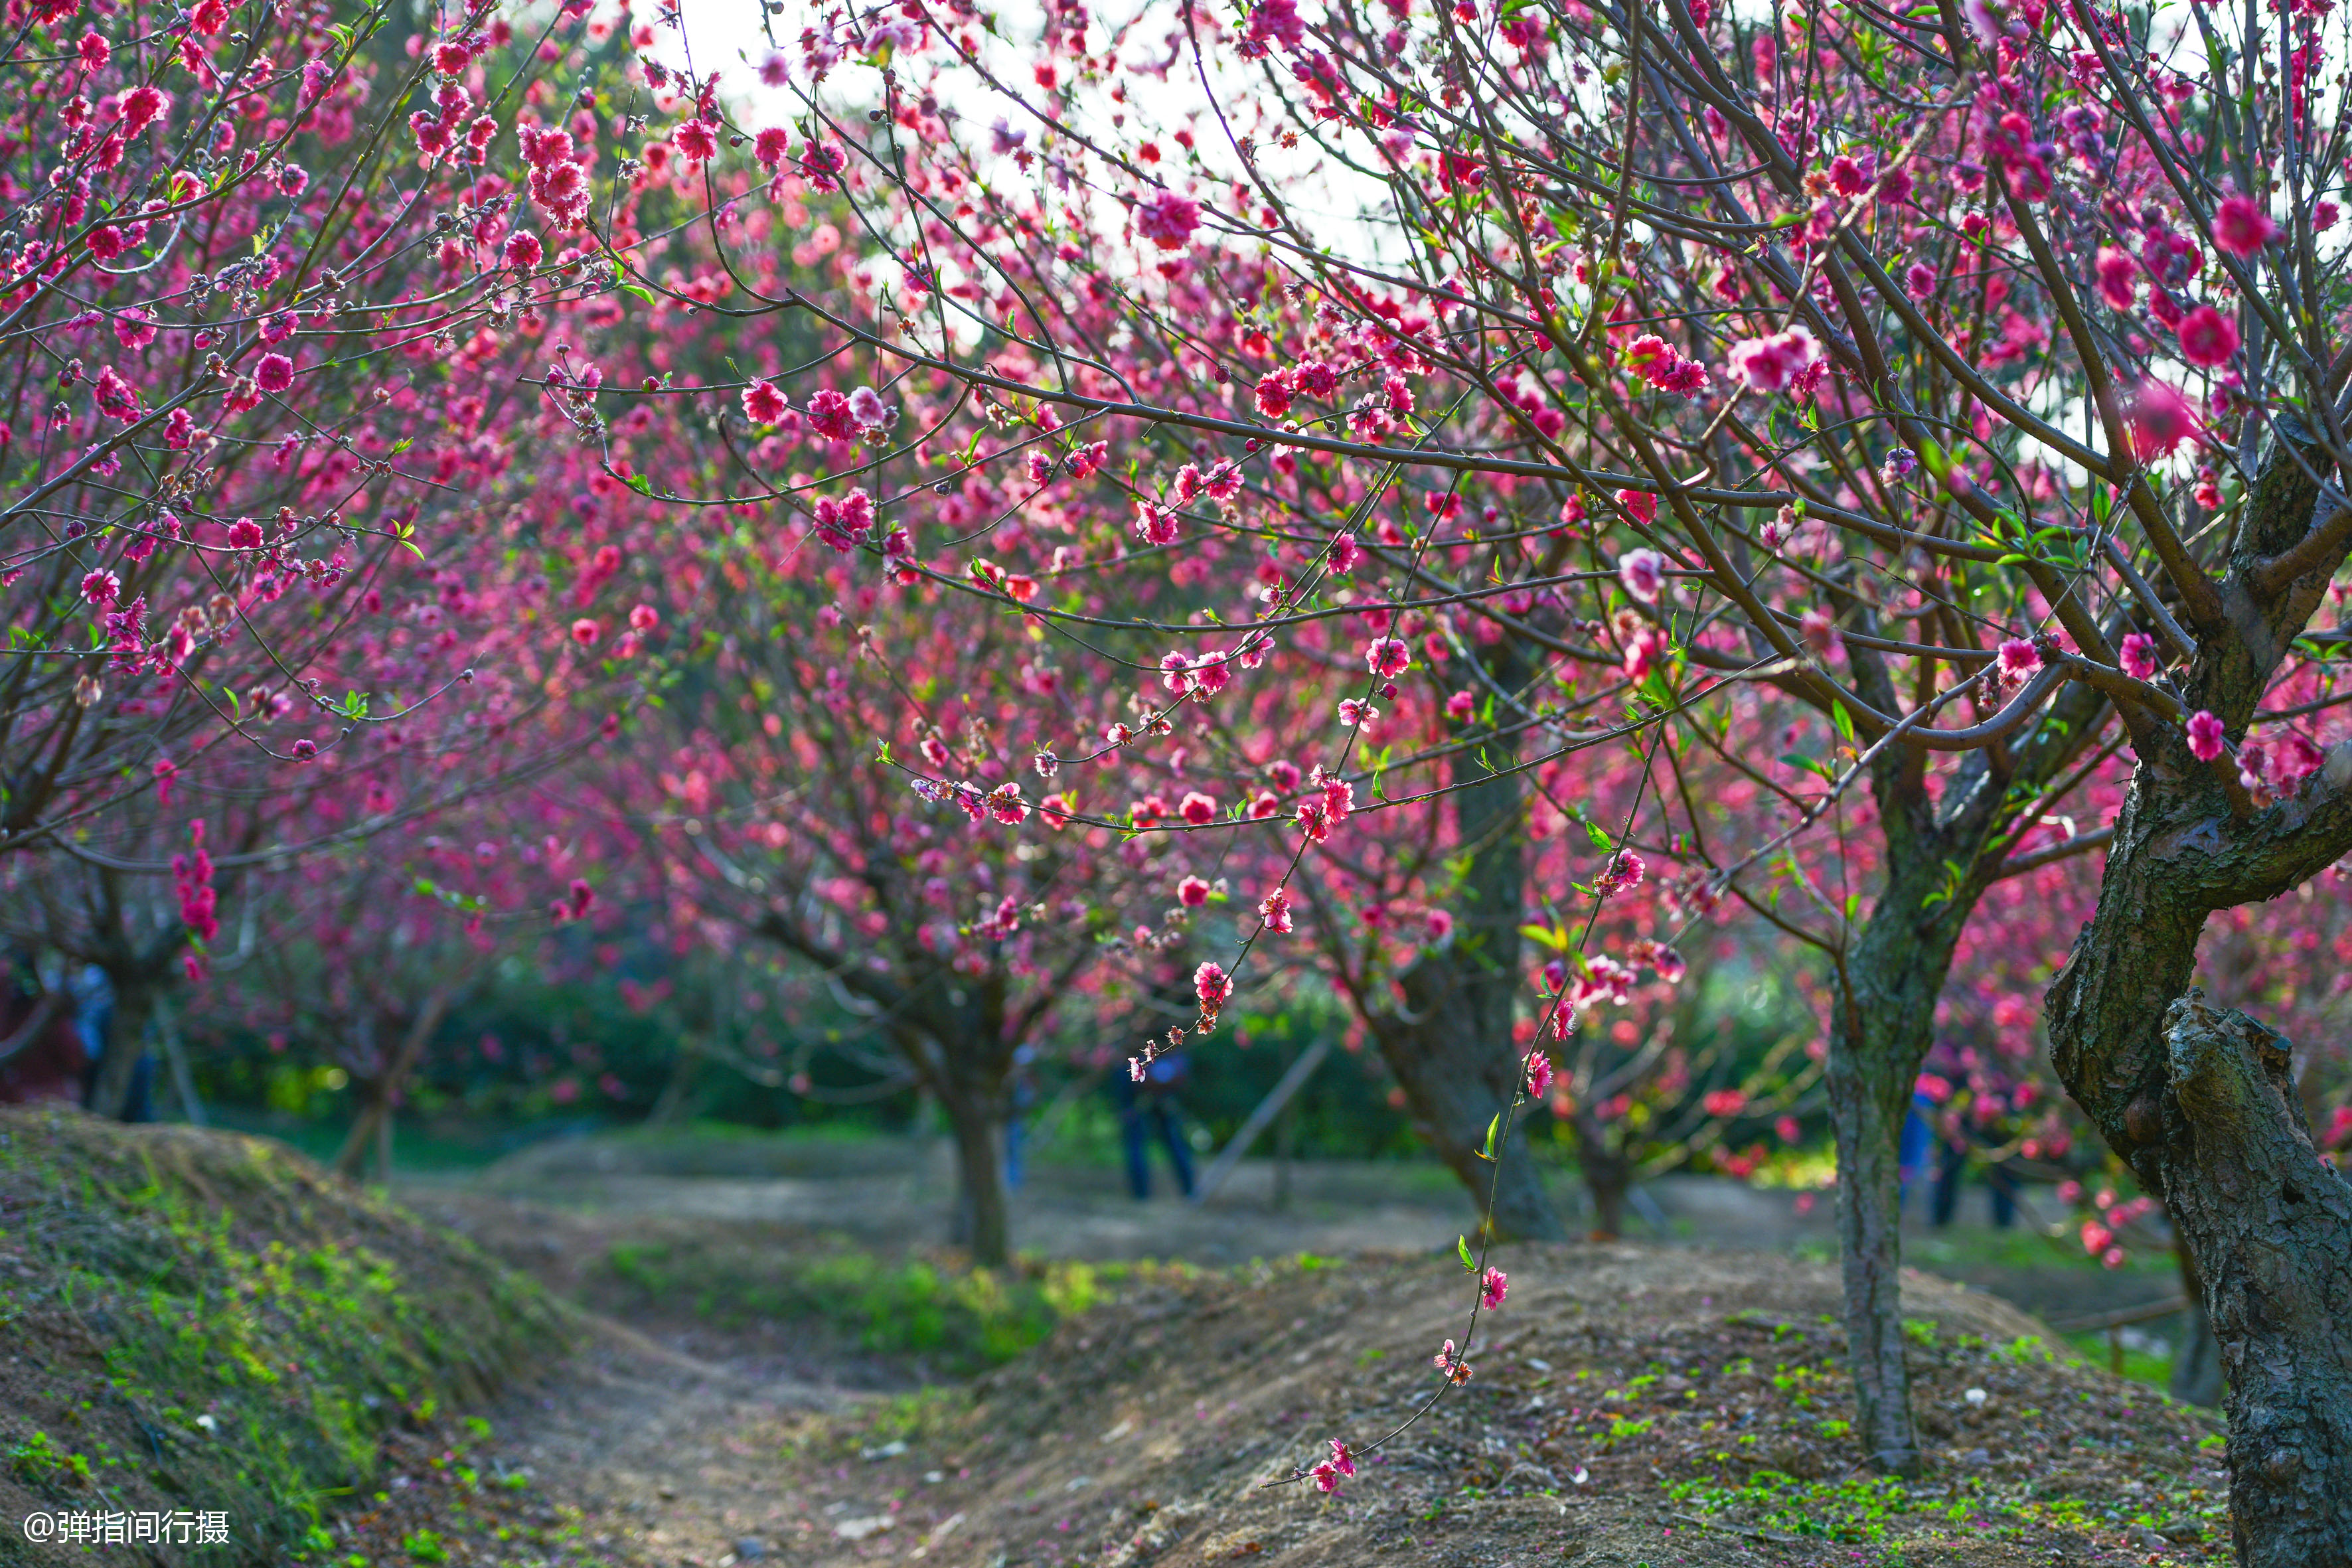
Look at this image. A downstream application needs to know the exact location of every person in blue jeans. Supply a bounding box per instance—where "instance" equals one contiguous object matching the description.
[1114,1050,1194,1199]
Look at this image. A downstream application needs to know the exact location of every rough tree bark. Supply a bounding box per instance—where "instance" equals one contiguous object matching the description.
[2043,419,2352,1567]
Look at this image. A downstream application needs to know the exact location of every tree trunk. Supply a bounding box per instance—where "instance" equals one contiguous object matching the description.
[2159,996,2352,1565]
[334,986,455,1179]
[941,1092,1010,1268]
[648,1040,702,1125]
[2039,410,2352,1563]
[1816,828,1989,1478]
[1572,1113,1631,1240]
[1375,951,1564,1241]
[87,982,153,1121]
[1826,1019,1921,1476]
[1370,633,1565,1242]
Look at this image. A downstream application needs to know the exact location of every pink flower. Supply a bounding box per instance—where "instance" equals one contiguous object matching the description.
[80,569,120,605]
[1194,961,1232,1008]
[742,379,787,424]
[1703,1089,1747,1118]
[2094,247,2138,311]
[673,118,718,164]
[2186,709,2227,762]
[1526,1051,1553,1097]
[1614,488,1657,524]
[1996,638,2041,680]
[847,386,892,429]
[1595,850,1644,895]
[630,604,661,632]
[1366,636,1411,678]
[1431,1338,1472,1383]
[1327,1439,1356,1479]
[226,517,264,550]
[1905,262,1936,298]
[1800,606,1843,659]
[1480,1267,1508,1311]
[121,84,167,137]
[1445,690,1476,722]
[1248,0,1307,47]
[1180,791,1218,825]
[754,126,791,166]
[254,353,295,393]
[2119,631,2158,681]
[1178,875,1212,907]
[503,231,544,270]
[1311,1460,1343,1493]
[2211,195,2278,258]
[1135,189,1202,250]
[2127,380,2198,457]
[1258,885,1294,933]
[807,388,855,440]
[571,617,601,645]
[78,31,110,70]
[1618,548,1666,603]
[2176,305,2240,368]
[1726,328,1818,393]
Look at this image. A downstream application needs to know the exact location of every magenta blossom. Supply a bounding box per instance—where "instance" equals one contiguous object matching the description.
[1480,1266,1508,1311]
[1618,548,1666,603]
[1135,189,1203,250]
[2187,710,2228,763]
[2211,195,2278,258]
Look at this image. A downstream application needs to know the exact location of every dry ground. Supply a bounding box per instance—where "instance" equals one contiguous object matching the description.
[351,1222,2221,1568]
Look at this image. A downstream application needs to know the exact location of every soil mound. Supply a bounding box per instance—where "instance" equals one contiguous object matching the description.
[786,1244,2223,1567]
[0,1109,563,1567]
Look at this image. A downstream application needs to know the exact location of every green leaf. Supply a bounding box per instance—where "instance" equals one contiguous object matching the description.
[621,282,657,307]
[1830,702,1856,744]
[626,473,654,497]
[1480,1113,1500,1161]
[1457,1235,1476,1272]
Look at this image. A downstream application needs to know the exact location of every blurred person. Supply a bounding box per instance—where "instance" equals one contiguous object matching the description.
[1115,1048,1195,1200]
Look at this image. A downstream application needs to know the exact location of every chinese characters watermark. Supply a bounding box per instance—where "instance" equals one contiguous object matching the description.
[19,1510,229,1545]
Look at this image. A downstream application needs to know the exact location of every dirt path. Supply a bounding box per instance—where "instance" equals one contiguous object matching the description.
[356,1144,2223,1568]
[362,1223,2223,1568]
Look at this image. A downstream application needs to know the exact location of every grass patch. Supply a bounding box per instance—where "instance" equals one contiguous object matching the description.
[597,1235,1200,1375]
[0,1109,564,1565]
